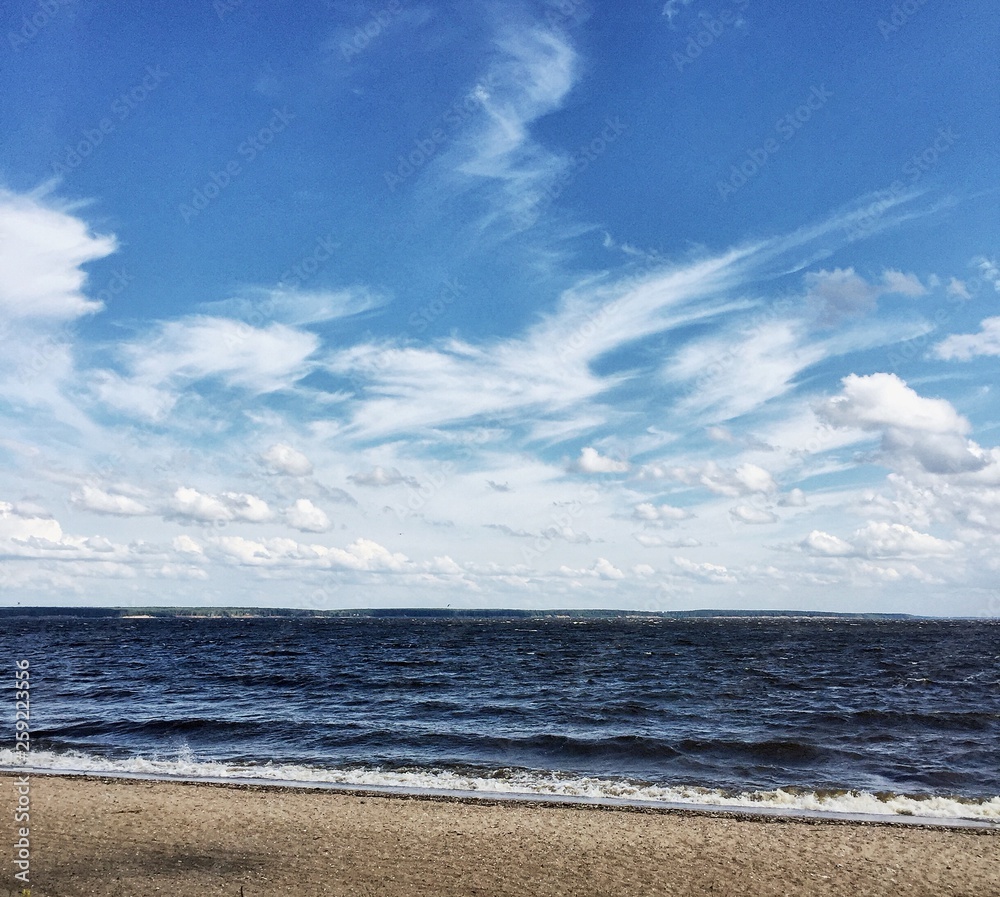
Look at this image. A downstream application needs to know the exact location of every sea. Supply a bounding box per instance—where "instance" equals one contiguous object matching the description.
[2,614,999,826]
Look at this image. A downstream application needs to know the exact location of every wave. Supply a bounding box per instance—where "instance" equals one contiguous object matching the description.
[1,748,997,825]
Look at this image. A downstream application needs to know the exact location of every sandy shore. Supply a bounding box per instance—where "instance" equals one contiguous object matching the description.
[3,774,997,896]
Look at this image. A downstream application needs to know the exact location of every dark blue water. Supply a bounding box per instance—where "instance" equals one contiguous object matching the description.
[3,616,999,811]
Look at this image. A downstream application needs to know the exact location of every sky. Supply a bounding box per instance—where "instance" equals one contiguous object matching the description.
[0,0,997,615]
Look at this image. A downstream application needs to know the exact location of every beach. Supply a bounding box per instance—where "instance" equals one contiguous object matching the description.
[4,774,997,897]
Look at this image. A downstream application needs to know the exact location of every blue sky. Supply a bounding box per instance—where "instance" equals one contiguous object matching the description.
[1,0,998,614]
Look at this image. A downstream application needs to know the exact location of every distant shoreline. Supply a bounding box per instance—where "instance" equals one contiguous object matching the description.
[0,605,935,620]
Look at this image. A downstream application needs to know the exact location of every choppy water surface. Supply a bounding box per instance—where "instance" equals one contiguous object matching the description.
[2,616,998,821]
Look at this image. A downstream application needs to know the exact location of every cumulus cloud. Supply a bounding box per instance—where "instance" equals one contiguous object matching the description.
[801,522,958,559]
[778,488,807,507]
[262,443,314,476]
[208,535,409,572]
[801,530,855,557]
[0,503,133,563]
[806,268,879,324]
[817,373,986,474]
[557,557,625,580]
[805,268,924,326]
[946,278,971,300]
[0,502,63,543]
[672,556,737,583]
[880,270,927,297]
[729,504,778,525]
[632,502,690,523]
[172,535,203,555]
[644,461,777,496]
[974,256,1000,292]
[70,485,150,516]
[541,525,594,544]
[852,522,958,558]
[284,498,331,533]
[168,487,273,524]
[573,446,629,474]
[934,317,1000,361]
[348,466,419,487]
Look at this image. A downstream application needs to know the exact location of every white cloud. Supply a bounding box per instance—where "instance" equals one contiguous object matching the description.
[706,425,735,442]
[647,461,777,496]
[635,534,701,548]
[730,504,778,525]
[449,26,577,229]
[946,278,971,300]
[0,189,116,321]
[262,443,314,476]
[673,556,737,584]
[93,317,320,420]
[202,285,386,327]
[285,498,331,533]
[801,530,854,557]
[778,488,807,507]
[801,522,958,559]
[667,320,825,421]
[880,269,927,297]
[804,268,923,326]
[168,487,273,524]
[71,485,150,516]
[934,317,1000,361]
[89,371,179,422]
[172,535,203,555]
[817,373,986,474]
[974,256,1000,292]
[632,502,690,523]
[557,557,625,580]
[348,466,419,487]
[805,268,879,324]
[852,521,958,558]
[0,504,63,543]
[208,535,409,572]
[574,446,629,474]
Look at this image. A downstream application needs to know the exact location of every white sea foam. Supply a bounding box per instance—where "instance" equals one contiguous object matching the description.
[2,748,998,825]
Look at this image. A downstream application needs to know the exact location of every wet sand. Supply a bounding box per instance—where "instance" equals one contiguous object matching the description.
[3,774,997,896]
